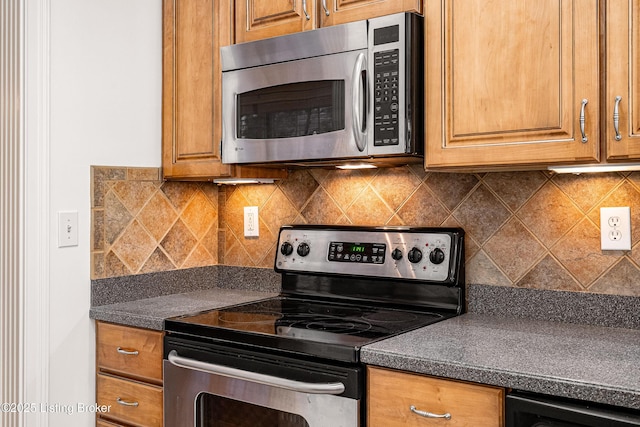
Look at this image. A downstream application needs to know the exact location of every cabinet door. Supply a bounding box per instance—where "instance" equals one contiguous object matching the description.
[162,0,232,179]
[605,0,640,160]
[235,0,316,43]
[320,0,422,27]
[425,0,600,170]
[368,367,504,427]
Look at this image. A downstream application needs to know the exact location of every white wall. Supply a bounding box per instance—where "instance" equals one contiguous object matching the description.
[47,1,161,425]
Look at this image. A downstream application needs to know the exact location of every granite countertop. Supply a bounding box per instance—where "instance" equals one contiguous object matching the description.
[361,313,640,411]
[89,269,640,413]
[89,288,277,330]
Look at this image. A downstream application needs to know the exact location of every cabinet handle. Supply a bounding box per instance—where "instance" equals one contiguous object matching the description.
[116,347,139,356]
[322,0,330,16]
[614,96,622,141]
[302,0,310,20]
[410,405,452,420]
[116,397,139,407]
[579,99,588,143]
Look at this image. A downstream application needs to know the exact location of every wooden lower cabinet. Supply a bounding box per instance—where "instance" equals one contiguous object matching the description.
[96,374,163,427]
[96,322,164,427]
[368,366,504,427]
[97,419,125,427]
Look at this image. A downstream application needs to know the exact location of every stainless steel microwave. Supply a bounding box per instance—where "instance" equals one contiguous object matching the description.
[221,12,424,167]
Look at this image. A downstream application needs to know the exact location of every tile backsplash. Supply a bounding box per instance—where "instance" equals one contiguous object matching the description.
[91,167,219,279]
[91,165,640,297]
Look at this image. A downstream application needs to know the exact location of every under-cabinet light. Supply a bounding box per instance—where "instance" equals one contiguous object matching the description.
[548,164,640,174]
[336,164,377,170]
[212,178,276,185]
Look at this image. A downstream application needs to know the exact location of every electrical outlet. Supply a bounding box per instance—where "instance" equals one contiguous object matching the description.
[244,206,259,237]
[600,207,631,251]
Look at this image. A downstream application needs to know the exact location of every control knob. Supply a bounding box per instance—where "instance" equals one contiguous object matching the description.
[391,248,403,261]
[407,247,423,264]
[280,241,293,256]
[297,242,310,257]
[429,247,446,265]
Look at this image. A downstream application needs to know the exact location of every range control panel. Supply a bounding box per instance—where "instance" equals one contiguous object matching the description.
[328,242,386,264]
[275,226,464,284]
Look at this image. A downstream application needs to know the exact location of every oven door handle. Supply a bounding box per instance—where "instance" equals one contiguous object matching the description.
[167,350,346,395]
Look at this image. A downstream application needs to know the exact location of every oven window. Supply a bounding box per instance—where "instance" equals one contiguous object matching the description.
[237,80,345,139]
[197,393,310,427]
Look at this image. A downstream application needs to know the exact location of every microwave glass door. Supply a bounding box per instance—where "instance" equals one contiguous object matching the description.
[222,49,368,164]
[237,80,345,140]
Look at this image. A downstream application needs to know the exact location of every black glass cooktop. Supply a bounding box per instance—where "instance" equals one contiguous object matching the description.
[165,296,449,363]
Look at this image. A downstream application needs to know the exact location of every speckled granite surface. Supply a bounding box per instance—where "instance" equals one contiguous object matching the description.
[468,284,640,329]
[361,313,640,411]
[91,265,280,306]
[89,288,277,330]
[90,273,640,412]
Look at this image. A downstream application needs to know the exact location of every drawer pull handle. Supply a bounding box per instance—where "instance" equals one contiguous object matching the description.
[116,397,139,407]
[410,405,451,420]
[116,347,139,356]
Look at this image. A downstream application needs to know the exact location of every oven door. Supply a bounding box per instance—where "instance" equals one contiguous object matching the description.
[164,338,361,427]
[506,392,640,427]
[221,49,369,164]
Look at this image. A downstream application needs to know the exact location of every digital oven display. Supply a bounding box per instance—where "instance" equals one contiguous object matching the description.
[328,242,386,264]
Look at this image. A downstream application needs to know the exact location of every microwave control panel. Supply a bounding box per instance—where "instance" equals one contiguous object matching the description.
[373,49,400,147]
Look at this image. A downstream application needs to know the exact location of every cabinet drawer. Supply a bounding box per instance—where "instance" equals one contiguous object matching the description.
[368,367,504,427]
[97,322,163,384]
[97,419,125,427]
[97,373,163,427]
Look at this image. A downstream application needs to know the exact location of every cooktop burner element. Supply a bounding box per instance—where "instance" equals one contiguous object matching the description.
[165,225,465,363]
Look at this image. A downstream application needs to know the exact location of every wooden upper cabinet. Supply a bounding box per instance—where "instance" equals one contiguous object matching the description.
[163,0,232,179]
[319,0,422,27]
[425,0,600,170]
[235,0,316,43]
[163,0,286,180]
[605,0,640,161]
[236,0,422,43]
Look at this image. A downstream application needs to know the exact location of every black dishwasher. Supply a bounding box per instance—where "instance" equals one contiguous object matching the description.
[506,392,640,427]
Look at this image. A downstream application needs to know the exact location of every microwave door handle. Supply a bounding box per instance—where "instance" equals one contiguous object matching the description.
[167,350,345,395]
[351,52,367,152]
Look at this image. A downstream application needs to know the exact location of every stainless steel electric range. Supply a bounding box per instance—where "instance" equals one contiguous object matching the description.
[164,225,465,427]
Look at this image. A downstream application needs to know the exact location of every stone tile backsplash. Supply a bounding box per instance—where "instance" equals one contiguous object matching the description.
[91,165,640,297]
[91,167,218,279]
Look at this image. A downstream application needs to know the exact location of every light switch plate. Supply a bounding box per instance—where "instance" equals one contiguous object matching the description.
[244,206,259,237]
[600,207,631,251]
[58,211,79,247]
